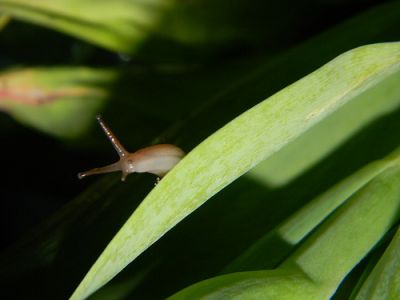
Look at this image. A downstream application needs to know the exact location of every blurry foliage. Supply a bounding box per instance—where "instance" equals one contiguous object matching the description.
[0,0,400,300]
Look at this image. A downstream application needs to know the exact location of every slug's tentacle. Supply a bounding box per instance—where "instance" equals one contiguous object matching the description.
[121,171,129,182]
[96,114,128,157]
[77,162,121,179]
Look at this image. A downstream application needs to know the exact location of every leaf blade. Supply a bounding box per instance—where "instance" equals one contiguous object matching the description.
[0,67,115,138]
[70,42,400,300]
[168,152,400,300]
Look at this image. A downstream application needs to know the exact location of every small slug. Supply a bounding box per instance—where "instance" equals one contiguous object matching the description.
[78,115,185,181]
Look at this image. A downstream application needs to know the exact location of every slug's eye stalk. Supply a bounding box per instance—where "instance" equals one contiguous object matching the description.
[77,115,129,181]
[78,115,185,182]
[95,114,128,158]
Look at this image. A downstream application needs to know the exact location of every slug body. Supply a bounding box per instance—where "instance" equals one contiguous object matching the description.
[78,115,185,181]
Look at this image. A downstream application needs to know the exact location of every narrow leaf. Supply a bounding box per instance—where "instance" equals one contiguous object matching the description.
[169,155,400,300]
[353,225,400,299]
[224,148,400,272]
[70,42,400,300]
[281,166,400,297]
[0,67,115,138]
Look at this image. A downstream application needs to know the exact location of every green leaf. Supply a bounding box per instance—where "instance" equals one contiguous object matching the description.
[0,67,115,138]
[0,0,173,53]
[353,225,400,300]
[0,0,340,57]
[166,0,400,153]
[169,153,400,300]
[69,42,400,300]
[248,64,400,187]
[170,269,318,300]
[282,166,400,296]
[0,14,10,29]
[224,148,400,273]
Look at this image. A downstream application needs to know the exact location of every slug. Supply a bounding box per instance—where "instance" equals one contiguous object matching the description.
[78,115,185,181]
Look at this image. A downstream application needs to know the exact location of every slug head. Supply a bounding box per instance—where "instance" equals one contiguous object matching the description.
[77,115,133,181]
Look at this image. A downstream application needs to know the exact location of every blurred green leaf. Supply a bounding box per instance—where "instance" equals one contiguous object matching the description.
[0,67,115,138]
[70,43,400,300]
[0,0,174,53]
[3,1,400,142]
[0,0,350,57]
[0,14,10,29]
[166,0,400,148]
